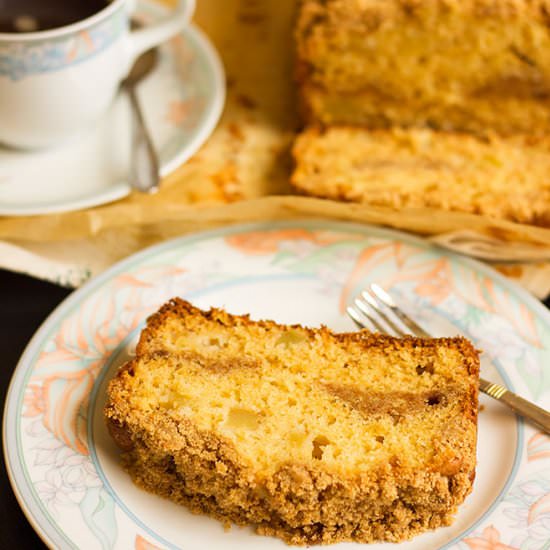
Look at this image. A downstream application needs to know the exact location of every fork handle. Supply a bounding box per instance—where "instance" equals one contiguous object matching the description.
[480,378,550,434]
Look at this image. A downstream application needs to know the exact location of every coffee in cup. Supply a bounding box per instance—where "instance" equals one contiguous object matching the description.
[0,0,111,33]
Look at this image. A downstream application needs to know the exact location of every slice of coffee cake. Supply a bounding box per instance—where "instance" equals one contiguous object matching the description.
[105,299,479,545]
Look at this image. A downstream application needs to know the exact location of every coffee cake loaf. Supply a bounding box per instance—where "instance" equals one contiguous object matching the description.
[296,0,550,135]
[292,125,550,226]
[105,298,480,545]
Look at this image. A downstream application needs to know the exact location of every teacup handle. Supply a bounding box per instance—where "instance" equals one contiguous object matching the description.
[127,0,195,63]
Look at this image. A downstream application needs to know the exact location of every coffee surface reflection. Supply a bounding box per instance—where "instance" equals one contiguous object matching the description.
[0,0,109,33]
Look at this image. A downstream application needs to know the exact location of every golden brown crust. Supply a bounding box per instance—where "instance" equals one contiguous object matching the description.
[138,296,480,364]
[295,0,550,135]
[137,297,327,355]
[106,298,479,545]
[119,441,468,545]
[106,418,134,452]
[291,125,550,227]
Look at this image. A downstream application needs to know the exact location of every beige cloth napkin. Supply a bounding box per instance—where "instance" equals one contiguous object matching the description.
[1,0,550,298]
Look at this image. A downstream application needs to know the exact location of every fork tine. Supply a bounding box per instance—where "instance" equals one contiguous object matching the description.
[361,289,408,338]
[346,306,369,330]
[370,283,395,307]
[369,284,430,338]
[353,298,390,334]
[347,305,379,332]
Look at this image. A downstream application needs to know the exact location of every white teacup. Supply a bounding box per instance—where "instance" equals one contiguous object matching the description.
[0,0,195,149]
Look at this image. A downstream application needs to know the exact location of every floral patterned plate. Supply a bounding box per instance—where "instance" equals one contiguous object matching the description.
[4,220,550,550]
[0,0,225,216]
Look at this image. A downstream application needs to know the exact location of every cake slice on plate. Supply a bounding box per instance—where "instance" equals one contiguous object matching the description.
[105,298,479,545]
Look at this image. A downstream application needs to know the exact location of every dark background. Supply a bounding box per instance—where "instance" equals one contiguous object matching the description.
[1,270,69,549]
[1,267,549,549]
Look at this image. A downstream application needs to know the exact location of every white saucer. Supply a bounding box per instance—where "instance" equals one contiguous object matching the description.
[0,0,225,217]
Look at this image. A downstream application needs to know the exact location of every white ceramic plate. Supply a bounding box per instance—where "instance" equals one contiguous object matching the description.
[4,220,550,550]
[0,0,225,217]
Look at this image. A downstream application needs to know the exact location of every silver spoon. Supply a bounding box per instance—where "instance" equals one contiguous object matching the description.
[122,48,160,194]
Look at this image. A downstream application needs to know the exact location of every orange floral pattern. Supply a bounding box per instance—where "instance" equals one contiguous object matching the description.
[527,432,550,461]
[339,241,404,312]
[24,265,185,455]
[464,525,519,550]
[528,493,550,525]
[226,229,318,255]
[135,534,164,550]
[226,228,364,256]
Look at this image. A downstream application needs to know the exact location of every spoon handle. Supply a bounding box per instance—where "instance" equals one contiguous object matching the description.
[128,86,160,193]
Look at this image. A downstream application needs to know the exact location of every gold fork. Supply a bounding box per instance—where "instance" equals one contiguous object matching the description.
[346,283,550,434]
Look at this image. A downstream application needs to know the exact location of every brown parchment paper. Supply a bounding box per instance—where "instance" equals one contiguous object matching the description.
[2,0,550,294]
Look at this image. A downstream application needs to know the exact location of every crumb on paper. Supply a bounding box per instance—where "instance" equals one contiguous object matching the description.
[209,164,244,203]
[479,404,485,412]
[228,122,245,142]
[221,182,244,202]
